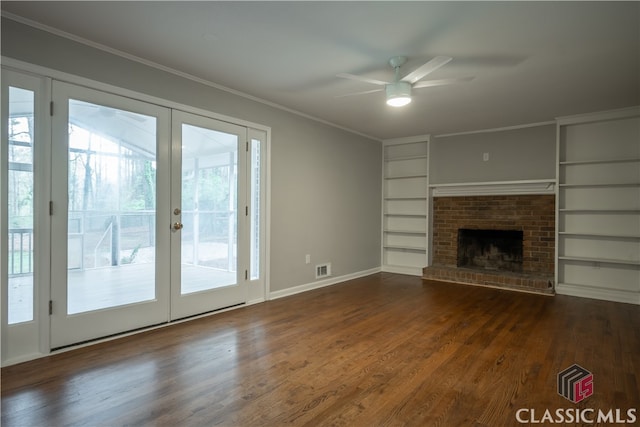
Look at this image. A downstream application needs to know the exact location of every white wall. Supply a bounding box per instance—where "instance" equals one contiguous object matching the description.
[1,18,382,295]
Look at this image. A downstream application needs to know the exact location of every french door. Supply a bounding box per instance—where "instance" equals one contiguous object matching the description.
[50,82,172,348]
[48,83,256,349]
[170,111,248,320]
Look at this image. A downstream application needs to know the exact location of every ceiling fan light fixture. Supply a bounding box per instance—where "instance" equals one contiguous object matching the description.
[386,81,412,107]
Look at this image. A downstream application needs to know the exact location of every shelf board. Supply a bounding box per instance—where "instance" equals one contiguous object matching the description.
[384,229,426,235]
[385,154,428,162]
[384,174,428,180]
[559,232,640,239]
[384,197,427,201]
[383,245,426,252]
[559,158,640,166]
[559,183,640,188]
[559,209,640,214]
[558,255,640,266]
[384,213,426,218]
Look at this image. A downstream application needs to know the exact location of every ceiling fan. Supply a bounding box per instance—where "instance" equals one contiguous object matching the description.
[336,56,473,107]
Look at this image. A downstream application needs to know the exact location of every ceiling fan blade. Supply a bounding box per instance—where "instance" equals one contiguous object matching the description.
[401,56,453,85]
[334,88,384,98]
[336,73,388,86]
[413,76,475,89]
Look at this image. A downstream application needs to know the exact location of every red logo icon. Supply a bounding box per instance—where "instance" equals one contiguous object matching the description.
[558,364,593,403]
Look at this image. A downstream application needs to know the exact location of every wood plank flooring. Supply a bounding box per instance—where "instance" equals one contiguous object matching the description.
[2,273,639,426]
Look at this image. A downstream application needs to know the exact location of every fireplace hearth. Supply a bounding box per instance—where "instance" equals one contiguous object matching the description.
[423,195,555,294]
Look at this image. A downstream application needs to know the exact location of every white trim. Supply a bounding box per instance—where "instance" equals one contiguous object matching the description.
[1,14,380,142]
[1,61,275,358]
[1,70,52,365]
[2,57,270,134]
[435,121,556,139]
[554,123,561,292]
[556,106,640,126]
[2,301,250,367]
[383,134,431,145]
[3,57,274,308]
[556,283,640,305]
[269,267,381,300]
[381,265,423,276]
[1,351,49,367]
[264,132,272,300]
[430,179,556,197]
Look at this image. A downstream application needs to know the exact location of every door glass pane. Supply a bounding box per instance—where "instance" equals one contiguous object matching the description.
[181,124,237,294]
[67,100,157,314]
[7,87,35,324]
[250,138,261,280]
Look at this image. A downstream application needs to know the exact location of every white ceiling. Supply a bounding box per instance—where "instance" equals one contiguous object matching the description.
[2,1,639,140]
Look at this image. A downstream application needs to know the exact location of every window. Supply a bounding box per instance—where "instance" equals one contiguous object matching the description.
[7,87,35,324]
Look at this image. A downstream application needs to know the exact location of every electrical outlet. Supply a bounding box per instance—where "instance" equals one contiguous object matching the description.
[305,254,311,264]
[483,152,489,161]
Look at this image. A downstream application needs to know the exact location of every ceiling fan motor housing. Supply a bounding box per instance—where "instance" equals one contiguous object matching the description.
[386,81,412,106]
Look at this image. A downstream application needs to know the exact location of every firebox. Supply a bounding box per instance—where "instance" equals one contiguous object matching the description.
[457,229,523,273]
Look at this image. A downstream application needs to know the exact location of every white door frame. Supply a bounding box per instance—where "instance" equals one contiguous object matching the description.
[1,59,270,365]
[170,110,249,320]
[49,81,172,349]
[1,68,52,363]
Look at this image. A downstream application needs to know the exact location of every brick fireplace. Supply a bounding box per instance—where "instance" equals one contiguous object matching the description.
[423,194,555,293]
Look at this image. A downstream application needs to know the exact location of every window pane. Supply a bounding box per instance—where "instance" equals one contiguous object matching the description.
[7,87,35,324]
[181,123,237,294]
[67,99,157,314]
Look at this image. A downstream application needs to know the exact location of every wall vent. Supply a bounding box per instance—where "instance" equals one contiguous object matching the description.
[316,263,331,279]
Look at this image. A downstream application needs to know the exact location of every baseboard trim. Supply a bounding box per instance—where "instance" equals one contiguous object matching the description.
[269,267,381,300]
[556,283,640,305]
[1,352,49,368]
[381,265,423,276]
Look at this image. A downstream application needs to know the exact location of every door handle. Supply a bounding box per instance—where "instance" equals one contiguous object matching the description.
[173,222,183,231]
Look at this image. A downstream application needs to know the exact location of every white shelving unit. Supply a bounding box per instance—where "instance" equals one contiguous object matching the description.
[382,137,429,275]
[556,107,640,304]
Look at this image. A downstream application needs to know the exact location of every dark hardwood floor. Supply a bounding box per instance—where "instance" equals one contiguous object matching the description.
[2,273,639,426]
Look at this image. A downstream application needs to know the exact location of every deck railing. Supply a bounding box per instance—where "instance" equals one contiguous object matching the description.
[9,228,33,276]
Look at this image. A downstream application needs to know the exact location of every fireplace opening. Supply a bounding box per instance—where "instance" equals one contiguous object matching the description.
[457,229,523,272]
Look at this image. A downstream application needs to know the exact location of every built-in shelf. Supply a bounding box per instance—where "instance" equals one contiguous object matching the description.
[556,107,640,305]
[382,139,430,275]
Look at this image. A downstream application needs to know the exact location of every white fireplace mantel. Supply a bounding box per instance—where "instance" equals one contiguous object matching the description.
[429,179,556,197]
